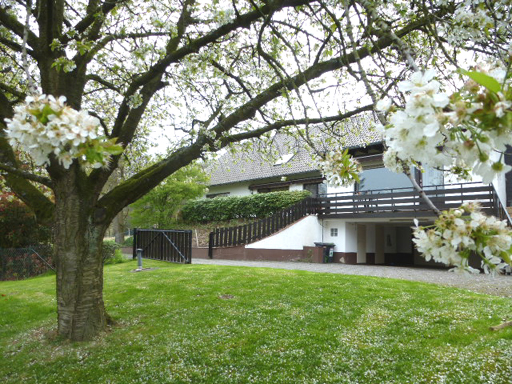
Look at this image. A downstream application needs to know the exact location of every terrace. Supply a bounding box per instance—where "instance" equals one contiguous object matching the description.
[317,182,510,223]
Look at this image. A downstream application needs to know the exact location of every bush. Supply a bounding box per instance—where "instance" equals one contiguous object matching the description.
[181,190,311,223]
[0,194,52,248]
[0,245,54,281]
[104,249,126,265]
[102,240,121,264]
[122,236,134,247]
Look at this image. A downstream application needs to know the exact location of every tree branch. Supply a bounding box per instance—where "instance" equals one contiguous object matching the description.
[60,0,126,45]
[0,81,26,100]
[85,74,122,93]
[0,6,39,51]
[95,12,435,222]
[0,35,36,58]
[0,163,53,188]
[221,105,374,145]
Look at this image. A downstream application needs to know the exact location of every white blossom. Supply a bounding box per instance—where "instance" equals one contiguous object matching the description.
[413,203,512,274]
[381,66,512,183]
[375,98,392,112]
[5,94,121,169]
[128,93,144,109]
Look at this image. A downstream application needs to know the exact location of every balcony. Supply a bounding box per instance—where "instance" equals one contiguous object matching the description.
[317,182,500,219]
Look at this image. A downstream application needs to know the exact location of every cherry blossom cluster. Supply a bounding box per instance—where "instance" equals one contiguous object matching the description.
[5,94,122,169]
[315,149,362,187]
[439,0,510,46]
[413,203,512,274]
[377,64,512,183]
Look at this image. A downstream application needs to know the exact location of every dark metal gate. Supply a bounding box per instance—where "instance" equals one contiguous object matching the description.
[133,228,192,264]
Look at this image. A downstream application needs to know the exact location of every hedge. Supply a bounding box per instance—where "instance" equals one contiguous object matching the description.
[102,240,121,264]
[181,190,311,223]
[0,194,52,248]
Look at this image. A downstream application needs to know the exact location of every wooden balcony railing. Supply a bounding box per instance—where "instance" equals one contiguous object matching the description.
[317,182,496,219]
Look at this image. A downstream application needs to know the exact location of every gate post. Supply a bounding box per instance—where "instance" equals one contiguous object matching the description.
[132,228,138,260]
[187,230,192,264]
[208,232,214,259]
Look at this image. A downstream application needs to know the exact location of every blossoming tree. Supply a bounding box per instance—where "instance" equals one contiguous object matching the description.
[1,0,511,341]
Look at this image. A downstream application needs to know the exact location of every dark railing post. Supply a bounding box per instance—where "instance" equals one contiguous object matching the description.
[186,230,192,264]
[493,188,499,217]
[208,232,214,259]
[132,228,138,260]
[248,223,253,243]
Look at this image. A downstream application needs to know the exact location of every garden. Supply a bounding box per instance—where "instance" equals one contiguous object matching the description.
[1,260,511,383]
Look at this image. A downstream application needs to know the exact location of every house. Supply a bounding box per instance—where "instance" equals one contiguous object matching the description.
[204,115,510,267]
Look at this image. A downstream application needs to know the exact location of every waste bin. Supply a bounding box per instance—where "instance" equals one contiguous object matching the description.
[314,242,335,263]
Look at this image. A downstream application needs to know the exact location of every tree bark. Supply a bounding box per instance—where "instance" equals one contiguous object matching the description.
[53,170,108,341]
[113,211,125,244]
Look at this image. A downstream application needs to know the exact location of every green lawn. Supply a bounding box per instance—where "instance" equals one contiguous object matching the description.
[1,260,511,384]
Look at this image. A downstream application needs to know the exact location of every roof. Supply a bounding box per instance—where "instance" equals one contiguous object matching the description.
[208,113,382,187]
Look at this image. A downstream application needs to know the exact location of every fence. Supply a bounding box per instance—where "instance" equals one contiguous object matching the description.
[208,197,318,257]
[0,245,54,281]
[133,228,192,264]
[318,182,495,218]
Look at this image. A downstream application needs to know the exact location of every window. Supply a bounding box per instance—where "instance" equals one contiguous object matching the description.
[304,182,327,197]
[257,186,289,194]
[206,192,230,199]
[273,153,294,165]
[330,228,338,237]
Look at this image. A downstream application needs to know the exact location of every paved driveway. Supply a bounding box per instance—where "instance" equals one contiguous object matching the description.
[193,259,512,297]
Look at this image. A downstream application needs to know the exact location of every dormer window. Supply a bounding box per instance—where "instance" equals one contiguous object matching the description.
[274,153,294,165]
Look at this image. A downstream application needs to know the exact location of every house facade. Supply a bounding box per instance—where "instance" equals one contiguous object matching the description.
[204,119,510,267]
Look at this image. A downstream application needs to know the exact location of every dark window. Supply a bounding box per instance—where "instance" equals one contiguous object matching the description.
[304,182,326,197]
[206,192,230,199]
[257,186,289,194]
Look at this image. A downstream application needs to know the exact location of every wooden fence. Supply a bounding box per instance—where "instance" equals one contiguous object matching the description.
[133,228,192,264]
[208,197,318,257]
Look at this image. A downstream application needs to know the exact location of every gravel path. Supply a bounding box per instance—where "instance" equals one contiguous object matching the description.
[193,259,512,298]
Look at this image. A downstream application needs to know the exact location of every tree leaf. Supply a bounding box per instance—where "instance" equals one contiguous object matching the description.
[458,69,501,93]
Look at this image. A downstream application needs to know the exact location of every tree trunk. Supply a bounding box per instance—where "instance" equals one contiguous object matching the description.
[113,211,125,244]
[53,172,108,341]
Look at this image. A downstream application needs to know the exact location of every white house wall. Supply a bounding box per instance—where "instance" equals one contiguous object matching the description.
[384,226,397,254]
[423,167,444,186]
[246,215,322,250]
[321,220,359,253]
[366,224,376,253]
[289,184,303,192]
[207,182,253,197]
[345,223,358,253]
[493,172,507,207]
[326,183,353,195]
[207,180,316,197]
[322,220,347,251]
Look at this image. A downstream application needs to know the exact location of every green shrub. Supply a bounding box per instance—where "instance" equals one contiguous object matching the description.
[181,190,311,223]
[102,240,121,264]
[104,249,126,265]
[122,236,134,247]
[0,194,52,248]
